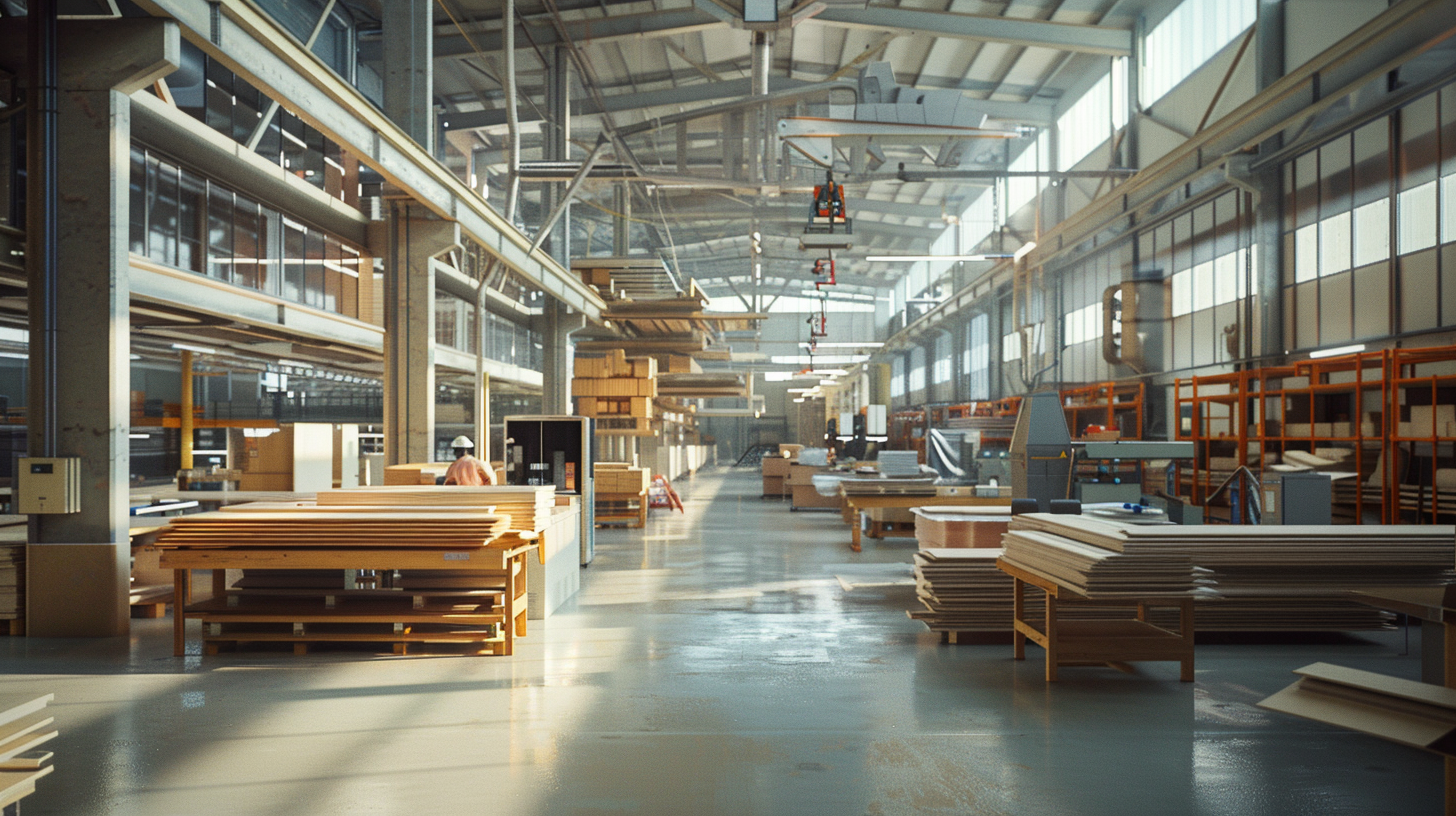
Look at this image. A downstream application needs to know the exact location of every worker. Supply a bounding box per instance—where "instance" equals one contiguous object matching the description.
[442,435,495,485]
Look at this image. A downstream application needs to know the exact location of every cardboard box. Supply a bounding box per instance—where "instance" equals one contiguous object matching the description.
[762,475,786,496]
[791,482,839,509]
[761,455,792,477]
[786,463,825,486]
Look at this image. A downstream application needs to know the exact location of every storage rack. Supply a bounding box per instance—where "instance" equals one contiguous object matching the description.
[1175,346,1456,524]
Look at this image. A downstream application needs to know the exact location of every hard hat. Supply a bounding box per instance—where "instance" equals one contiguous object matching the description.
[450,435,474,449]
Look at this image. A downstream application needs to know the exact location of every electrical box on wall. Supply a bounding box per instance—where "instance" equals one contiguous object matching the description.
[17,457,81,514]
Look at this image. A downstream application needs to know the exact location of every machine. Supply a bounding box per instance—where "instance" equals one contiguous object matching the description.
[503,415,596,565]
[1008,391,1073,511]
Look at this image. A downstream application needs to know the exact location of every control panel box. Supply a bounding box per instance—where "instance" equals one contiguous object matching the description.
[17,457,81,514]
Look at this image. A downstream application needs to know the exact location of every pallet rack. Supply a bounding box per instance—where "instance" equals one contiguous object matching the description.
[1175,346,1456,524]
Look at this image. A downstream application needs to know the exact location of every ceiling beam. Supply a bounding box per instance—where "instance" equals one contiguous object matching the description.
[362,9,727,61]
[809,7,1132,57]
[443,75,812,131]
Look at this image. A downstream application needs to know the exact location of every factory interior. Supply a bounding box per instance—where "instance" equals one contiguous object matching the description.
[0,0,1455,813]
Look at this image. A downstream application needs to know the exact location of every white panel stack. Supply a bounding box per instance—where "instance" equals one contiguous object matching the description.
[876,451,922,478]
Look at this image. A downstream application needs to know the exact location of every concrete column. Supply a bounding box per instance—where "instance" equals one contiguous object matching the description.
[541,47,571,265]
[536,300,571,415]
[383,205,460,465]
[382,0,434,153]
[1253,0,1286,359]
[12,19,177,637]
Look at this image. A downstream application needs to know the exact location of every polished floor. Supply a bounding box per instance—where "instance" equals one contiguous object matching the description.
[0,467,1442,815]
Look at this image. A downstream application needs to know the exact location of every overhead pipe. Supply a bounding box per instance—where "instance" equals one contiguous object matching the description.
[504,0,521,223]
[27,0,58,458]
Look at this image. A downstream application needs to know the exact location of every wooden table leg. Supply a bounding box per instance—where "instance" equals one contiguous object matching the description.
[1012,577,1025,660]
[172,568,189,657]
[211,568,226,600]
[1045,592,1059,682]
[850,513,862,552]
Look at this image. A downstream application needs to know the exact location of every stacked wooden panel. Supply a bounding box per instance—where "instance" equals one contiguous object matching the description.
[574,350,658,435]
[594,463,651,528]
[316,486,556,533]
[1012,513,1456,630]
[1001,523,1206,599]
[913,506,1011,549]
[0,693,56,808]
[157,509,511,548]
[156,499,535,656]
[909,549,1015,632]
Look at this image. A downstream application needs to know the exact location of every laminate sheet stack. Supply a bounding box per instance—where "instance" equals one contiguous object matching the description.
[913,506,1011,549]
[909,548,1015,631]
[1001,522,1206,599]
[876,451,923,478]
[838,477,939,496]
[1011,513,1456,630]
[0,693,56,805]
[316,486,556,533]
[156,509,512,549]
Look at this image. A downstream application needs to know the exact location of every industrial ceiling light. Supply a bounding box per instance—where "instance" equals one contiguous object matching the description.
[798,342,884,349]
[170,342,217,355]
[1309,343,1367,359]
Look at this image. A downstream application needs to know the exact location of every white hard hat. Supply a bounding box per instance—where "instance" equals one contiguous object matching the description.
[450,435,474,449]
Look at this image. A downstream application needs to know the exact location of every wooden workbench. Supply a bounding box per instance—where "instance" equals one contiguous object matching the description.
[159,539,534,657]
[841,492,1010,551]
[998,558,1195,682]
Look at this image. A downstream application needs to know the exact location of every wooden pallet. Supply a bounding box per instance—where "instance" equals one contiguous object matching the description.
[595,491,648,528]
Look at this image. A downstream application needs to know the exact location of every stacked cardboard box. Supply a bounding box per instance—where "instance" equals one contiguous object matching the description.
[788,463,838,509]
[913,506,1012,549]
[594,463,651,495]
[761,452,794,497]
[574,350,658,420]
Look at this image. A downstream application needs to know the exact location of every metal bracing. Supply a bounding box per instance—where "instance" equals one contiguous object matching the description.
[809,7,1132,57]
[131,0,606,320]
[444,75,829,131]
[362,7,727,61]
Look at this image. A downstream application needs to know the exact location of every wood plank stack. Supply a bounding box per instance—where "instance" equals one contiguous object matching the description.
[0,693,56,808]
[156,509,512,549]
[574,350,658,435]
[1011,513,1456,630]
[1001,522,1207,599]
[913,506,1011,549]
[909,548,1016,632]
[316,486,556,533]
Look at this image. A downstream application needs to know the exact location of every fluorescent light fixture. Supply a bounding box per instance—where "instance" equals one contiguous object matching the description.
[763,371,796,382]
[1014,241,1037,262]
[798,342,884,349]
[0,352,27,360]
[786,388,815,394]
[128,433,151,440]
[792,397,806,403]
[171,342,217,355]
[864,254,1011,262]
[819,379,837,386]
[771,355,870,365]
[809,368,848,375]
[1309,343,1366,359]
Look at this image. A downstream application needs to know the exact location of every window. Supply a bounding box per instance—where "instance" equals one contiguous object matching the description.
[1294,224,1319,283]
[1006,131,1050,215]
[908,346,927,393]
[932,333,952,385]
[1002,332,1021,362]
[890,356,905,398]
[1398,180,1438,254]
[1062,303,1103,346]
[1352,198,1389,266]
[1058,71,1115,170]
[1319,211,1351,276]
[967,314,990,400]
[1143,0,1257,105]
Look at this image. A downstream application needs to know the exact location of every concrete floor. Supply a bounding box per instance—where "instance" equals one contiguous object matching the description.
[0,467,1443,815]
